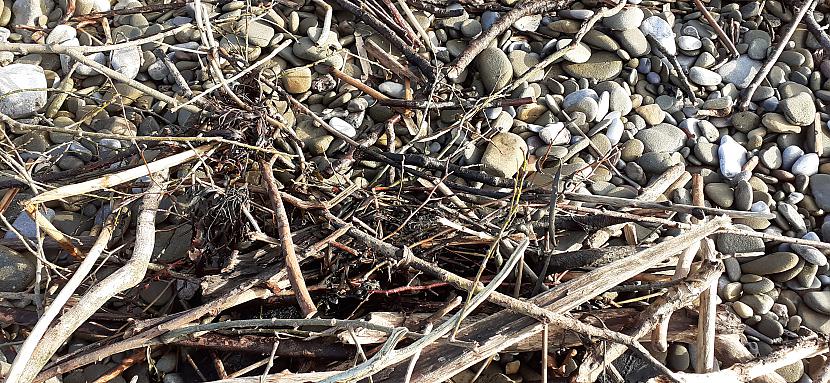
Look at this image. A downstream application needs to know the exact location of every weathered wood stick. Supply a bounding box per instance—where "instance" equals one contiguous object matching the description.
[373,216,731,382]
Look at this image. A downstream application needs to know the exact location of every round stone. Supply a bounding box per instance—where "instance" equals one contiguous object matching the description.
[803,291,830,315]
[481,132,528,178]
[704,182,734,208]
[0,245,36,292]
[756,316,784,339]
[732,301,754,318]
[740,293,775,315]
[602,7,644,31]
[791,153,819,176]
[634,123,685,153]
[666,344,690,371]
[780,92,816,126]
[477,47,512,92]
[282,67,312,94]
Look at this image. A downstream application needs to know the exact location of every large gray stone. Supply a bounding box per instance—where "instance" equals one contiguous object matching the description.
[0,245,35,292]
[0,64,47,118]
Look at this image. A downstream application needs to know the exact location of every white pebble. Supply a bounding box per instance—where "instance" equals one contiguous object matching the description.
[328,117,357,137]
[378,81,405,98]
[605,118,623,145]
[539,122,570,145]
[595,91,610,122]
[640,16,676,55]
[781,145,805,170]
[484,107,502,119]
[791,153,819,176]
[718,135,747,179]
[750,201,770,213]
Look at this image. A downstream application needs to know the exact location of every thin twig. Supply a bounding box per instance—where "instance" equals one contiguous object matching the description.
[261,158,317,317]
[739,0,817,110]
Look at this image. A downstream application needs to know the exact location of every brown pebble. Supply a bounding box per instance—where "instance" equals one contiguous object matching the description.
[742,155,759,173]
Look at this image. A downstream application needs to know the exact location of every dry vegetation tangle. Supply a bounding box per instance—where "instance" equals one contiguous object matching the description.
[0,0,830,381]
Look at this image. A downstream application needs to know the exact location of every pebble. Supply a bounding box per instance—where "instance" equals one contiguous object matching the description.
[704,182,734,208]
[780,93,817,126]
[763,113,802,134]
[803,291,830,315]
[640,16,676,55]
[792,244,828,266]
[776,361,804,383]
[513,14,541,32]
[718,55,763,88]
[539,123,571,145]
[666,344,690,371]
[561,51,623,81]
[783,146,806,170]
[741,252,800,275]
[757,317,784,338]
[810,174,830,210]
[283,67,314,94]
[477,47,512,92]
[718,135,747,179]
[677,36,702,51]
[799,303,830,335]
[0,245,36,292]
[715,228,764,255]
[328,117,357,138]
[602,7,644,31]
[481,132,527,178]
[0,64,47,118]
[733,301,754,318]
[791,153,819,176]
[378,81,405,98]
[741,294,775,315]
[688,67,722,86]
[634,124,685,153]
[635,104,663,125]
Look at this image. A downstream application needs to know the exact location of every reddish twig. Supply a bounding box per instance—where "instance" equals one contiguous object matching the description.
[260,158,318,318]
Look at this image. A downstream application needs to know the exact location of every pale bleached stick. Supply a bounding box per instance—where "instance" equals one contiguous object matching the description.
[374,216,731,382]
[653,172,705,352]
[28,145,214,205]
[7,171,168,383]
[3,213,118,383]
[695,238,719,372]
[638,164,686,202]
[575,259,724,383]
[23,144,213,260]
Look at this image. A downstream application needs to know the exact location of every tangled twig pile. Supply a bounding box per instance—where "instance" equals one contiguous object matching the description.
[1,0,830,381]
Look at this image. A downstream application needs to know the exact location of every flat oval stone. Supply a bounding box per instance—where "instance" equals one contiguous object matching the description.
[800,301,830,334]
[742,277,774,294]
[741,252,800,275]
[689,67,722,86]
[0,245,36,292]
[803,291,830,315]
[756,316,784,338]
[791,244,828,266]
[740,293,775,315]
[561,51,623,81]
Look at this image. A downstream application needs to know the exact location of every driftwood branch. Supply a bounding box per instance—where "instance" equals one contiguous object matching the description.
[7,171,169,383]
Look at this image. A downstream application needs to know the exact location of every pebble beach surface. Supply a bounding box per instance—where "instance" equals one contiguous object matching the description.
[0,0,830,380]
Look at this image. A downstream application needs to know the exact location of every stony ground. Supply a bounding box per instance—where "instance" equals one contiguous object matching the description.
[1,0,830,381]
